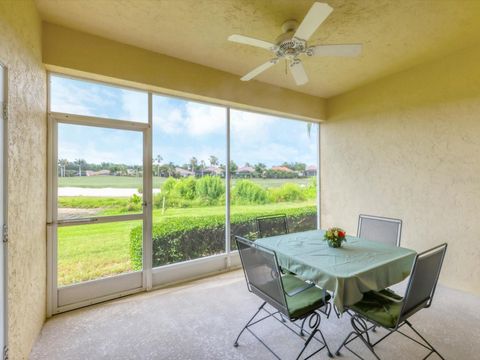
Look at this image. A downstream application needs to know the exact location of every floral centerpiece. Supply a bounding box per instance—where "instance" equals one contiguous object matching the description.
[324,227,347,248]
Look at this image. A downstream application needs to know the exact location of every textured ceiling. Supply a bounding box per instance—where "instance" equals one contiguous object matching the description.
[36,0,480,98]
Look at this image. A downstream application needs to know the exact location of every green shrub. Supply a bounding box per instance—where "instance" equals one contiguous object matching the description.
[161,177,177,193]
[303,176,317,199]
[268,183,306,202]
[129,206,317,270]
[129,225,143,270]
[173,176,197,200]
[125,193,143,212]
[232,180,268,204]
[156,176,198,208]
[196,175,224,204]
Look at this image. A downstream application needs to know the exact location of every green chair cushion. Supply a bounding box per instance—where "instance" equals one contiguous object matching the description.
[282,274,331,319]
[349,289,404,329]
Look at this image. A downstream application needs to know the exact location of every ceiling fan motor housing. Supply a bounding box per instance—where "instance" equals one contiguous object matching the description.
[274,20,308,59]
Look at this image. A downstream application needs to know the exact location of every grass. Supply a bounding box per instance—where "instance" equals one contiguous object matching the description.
[57,200,316,286]
[58,176,310,189]
[59,196,131,209]
[58,220,141,286]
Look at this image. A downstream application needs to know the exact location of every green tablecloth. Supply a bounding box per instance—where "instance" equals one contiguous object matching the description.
[255,229,416,311]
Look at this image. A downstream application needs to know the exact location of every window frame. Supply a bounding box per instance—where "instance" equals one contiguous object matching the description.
[46,71,321,315]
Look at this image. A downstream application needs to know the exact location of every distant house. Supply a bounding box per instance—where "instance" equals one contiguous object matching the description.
[237,166,255,178]
[202,166,224,176]
[175,167,195,177]
[85,169,111,176]
[306,165,317,177]
[271,166,294,173]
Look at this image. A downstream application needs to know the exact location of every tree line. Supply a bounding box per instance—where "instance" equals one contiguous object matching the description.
[58,155,315,179]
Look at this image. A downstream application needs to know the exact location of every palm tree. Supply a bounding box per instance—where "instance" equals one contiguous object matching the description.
[74,159,86,176]
[254,162,267,177]
[154,154,163,177]
[58,158,68,177]
[200,160,206,177]
[190,157,198,173]
[209,155,219,166]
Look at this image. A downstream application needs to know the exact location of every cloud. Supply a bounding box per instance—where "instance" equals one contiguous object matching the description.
[184,102,225,136]
[153,96,225,136]
[120,89,148,122]
[230,109,275,144]
[51,75,149,122]
[58,124,143,165]
[230,112,317,166]
[50,76,117,118]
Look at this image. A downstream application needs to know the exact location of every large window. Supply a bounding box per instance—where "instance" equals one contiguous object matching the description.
[230,110,318,243]
[151,95,226,268]
[48,73,319,312]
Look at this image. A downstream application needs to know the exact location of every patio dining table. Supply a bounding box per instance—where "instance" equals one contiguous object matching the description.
[255,229,416,312]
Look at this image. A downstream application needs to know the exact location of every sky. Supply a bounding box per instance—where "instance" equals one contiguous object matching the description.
[52,75,318,167]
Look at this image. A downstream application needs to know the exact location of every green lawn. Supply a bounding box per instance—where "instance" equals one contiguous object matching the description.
[57,201,315,286]
[58,175,310,189]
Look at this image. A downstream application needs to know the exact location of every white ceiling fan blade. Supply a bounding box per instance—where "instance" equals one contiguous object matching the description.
[294,2,333,41]
[290,61,308,86]
[228,34,275,50]
[241,59,278,81]
[310,44,362,57]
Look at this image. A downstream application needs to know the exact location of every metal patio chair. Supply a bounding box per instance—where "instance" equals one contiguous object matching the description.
[336,243,448,360]
[357,214,402,247]
[256,214,289,238]
[234,236,333,359]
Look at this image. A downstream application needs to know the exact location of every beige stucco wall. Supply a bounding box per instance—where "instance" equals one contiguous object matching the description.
[42,22,326,122]
[323,44,480,295]
[0,0,47,358]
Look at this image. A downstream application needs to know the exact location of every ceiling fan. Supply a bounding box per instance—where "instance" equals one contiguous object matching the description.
[228,2,362,86]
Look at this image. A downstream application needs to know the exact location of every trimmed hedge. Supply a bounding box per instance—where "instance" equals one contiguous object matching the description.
[129,206,317,270]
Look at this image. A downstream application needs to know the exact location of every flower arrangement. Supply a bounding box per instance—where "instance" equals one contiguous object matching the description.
[324,227,347,248]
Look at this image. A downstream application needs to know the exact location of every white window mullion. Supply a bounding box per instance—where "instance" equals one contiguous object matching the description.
[143,92,153,290]
[316,123,321,230]
[225,107,231,267]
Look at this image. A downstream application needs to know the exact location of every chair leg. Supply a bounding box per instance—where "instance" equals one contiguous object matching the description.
[404,320,445,360]
[301,300,330,336]
[335,314,381,360]
[333,304,342,318]
[335,331,356,355]
[300,316,307,336]
[233,302,266,347]
[296,312,333,359]
[323,301,332,319]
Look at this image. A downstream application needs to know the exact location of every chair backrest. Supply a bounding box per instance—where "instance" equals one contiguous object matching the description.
[235,236,289,316]
[398,243,447,324]
[357,214,402,247]
[256,214,288,238]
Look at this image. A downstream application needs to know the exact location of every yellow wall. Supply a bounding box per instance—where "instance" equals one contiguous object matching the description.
[42,22,326,122]
[0,1,47,358]
[324,44,480,295]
